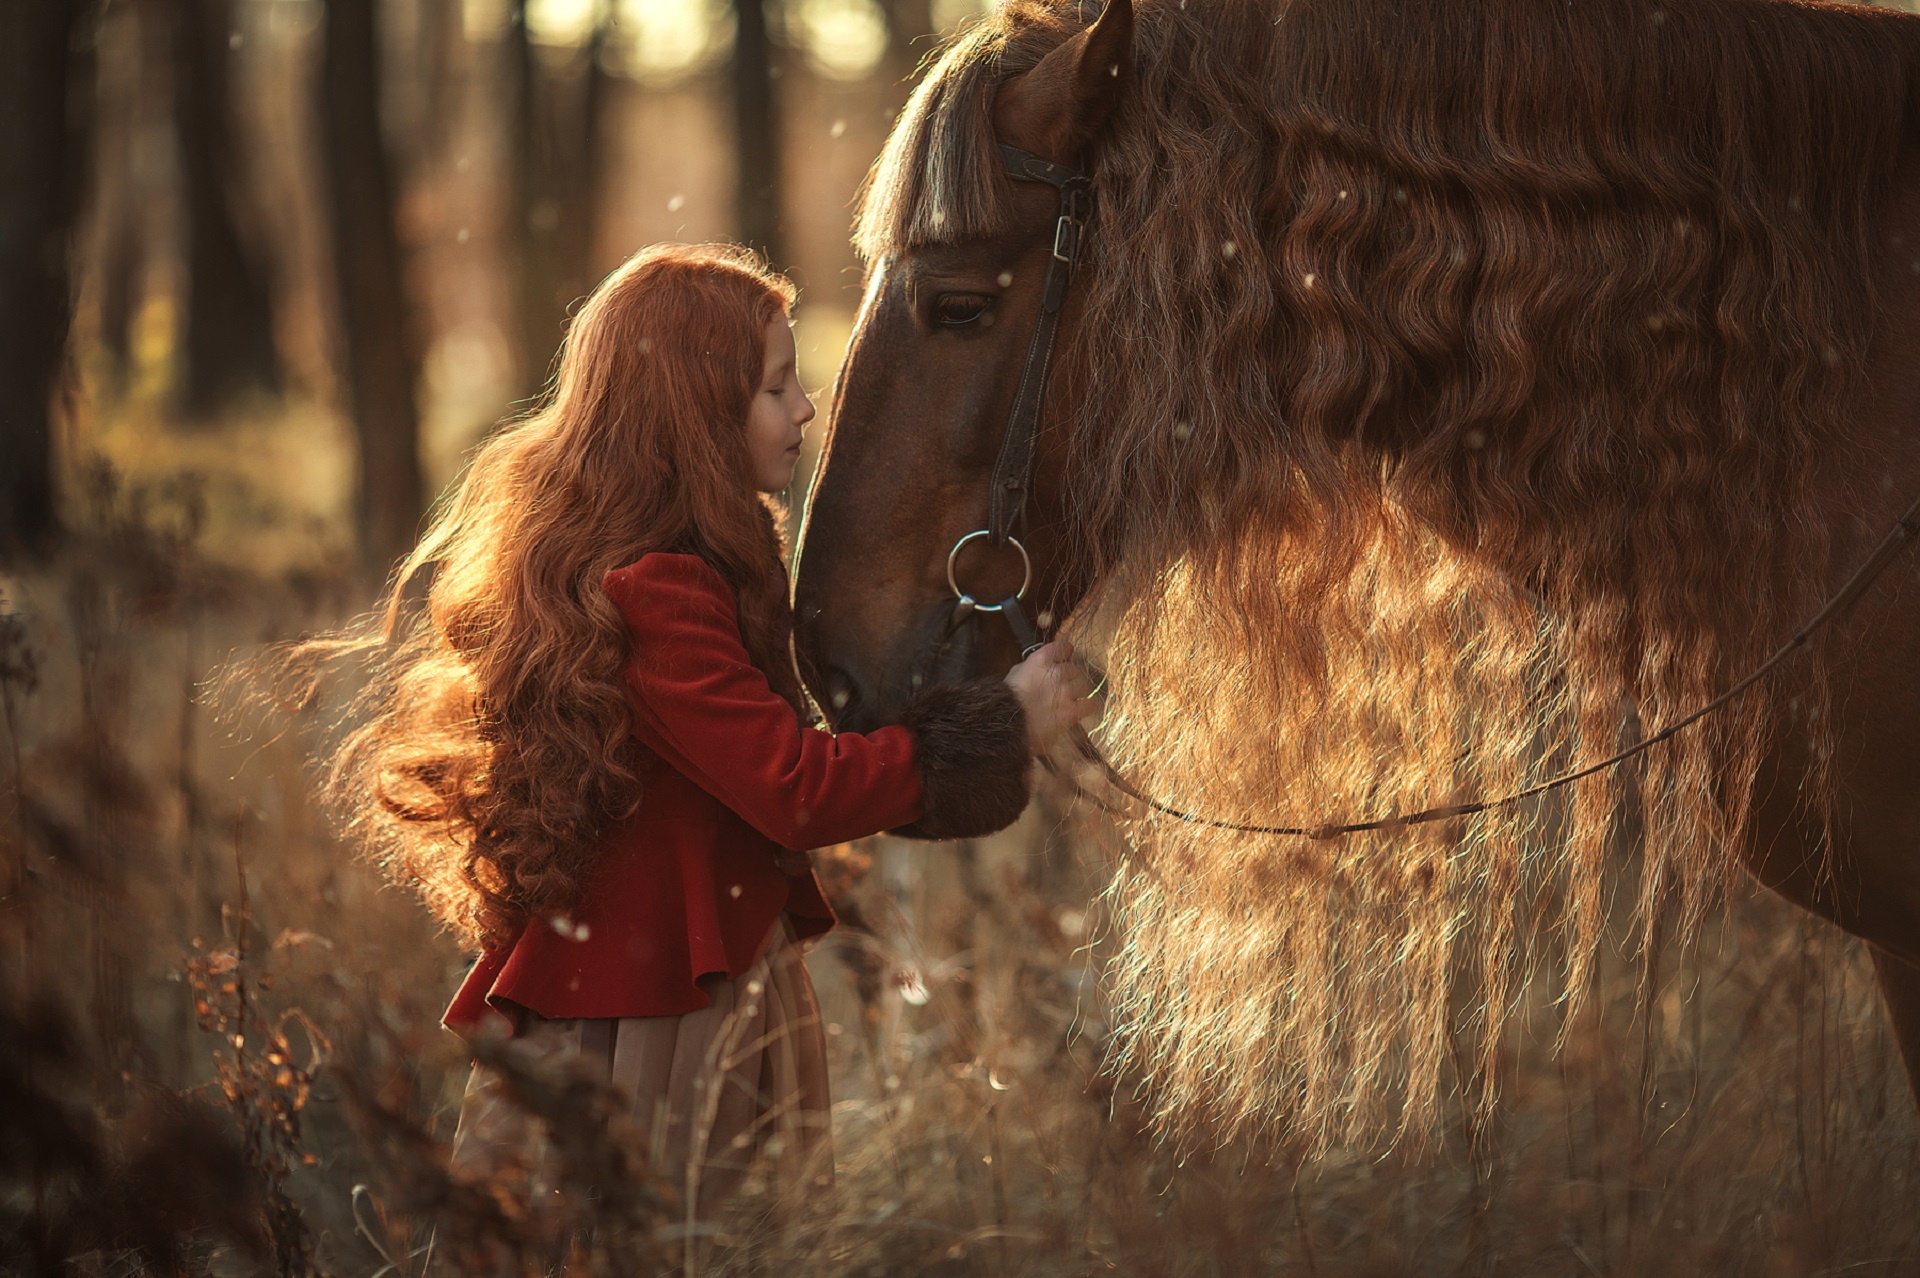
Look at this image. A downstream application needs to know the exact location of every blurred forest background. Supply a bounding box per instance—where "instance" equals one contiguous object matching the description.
[4,0,1920,1275]
[3,0,961,571]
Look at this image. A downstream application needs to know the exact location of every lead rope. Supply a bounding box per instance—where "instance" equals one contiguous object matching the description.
[997,487,1920,838]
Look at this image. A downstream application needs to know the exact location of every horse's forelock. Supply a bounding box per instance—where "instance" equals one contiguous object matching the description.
[852,3,1092,260]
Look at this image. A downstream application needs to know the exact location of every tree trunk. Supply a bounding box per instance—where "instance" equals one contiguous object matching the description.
[320,0,425,573]
[731,0,784,264]
[0,0,95,554]
[166,0,280,416]
[93,1,155,386]
[506,1,609,400]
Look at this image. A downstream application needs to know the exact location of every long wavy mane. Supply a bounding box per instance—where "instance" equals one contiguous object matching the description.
[859,0,1920,1147]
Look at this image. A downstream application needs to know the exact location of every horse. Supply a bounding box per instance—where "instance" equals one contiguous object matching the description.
[791,0,1920,1148]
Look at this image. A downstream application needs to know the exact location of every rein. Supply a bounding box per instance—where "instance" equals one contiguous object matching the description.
[942,145,1920,839]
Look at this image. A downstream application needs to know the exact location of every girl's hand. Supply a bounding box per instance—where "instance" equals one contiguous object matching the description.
[1004,640,1096,755]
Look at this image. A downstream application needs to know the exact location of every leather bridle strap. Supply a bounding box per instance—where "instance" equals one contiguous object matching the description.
[987,144,1093,547]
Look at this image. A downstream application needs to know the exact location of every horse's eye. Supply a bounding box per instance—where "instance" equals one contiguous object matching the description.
[932,294,993,328]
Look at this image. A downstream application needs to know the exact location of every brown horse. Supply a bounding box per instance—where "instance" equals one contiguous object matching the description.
[793,0,1920,1147]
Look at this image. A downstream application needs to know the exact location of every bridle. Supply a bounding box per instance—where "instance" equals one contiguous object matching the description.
[936,143,1920,839]
[937,144,1091,636]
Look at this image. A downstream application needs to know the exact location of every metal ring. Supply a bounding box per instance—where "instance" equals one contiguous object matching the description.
[945,531,1030,613]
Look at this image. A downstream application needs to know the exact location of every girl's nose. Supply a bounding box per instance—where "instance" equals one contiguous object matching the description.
[797,392,817,427]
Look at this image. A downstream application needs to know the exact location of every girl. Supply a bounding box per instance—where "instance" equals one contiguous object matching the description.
[327,243,1090,1231]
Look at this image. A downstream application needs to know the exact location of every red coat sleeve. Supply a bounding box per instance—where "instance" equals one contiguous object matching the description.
[602,553,926,849]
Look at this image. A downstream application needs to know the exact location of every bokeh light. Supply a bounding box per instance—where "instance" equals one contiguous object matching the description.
[786,0,888,80]
[525,0,600,44]
[610,0,735,81]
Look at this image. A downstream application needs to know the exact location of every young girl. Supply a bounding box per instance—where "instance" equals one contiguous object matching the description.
[328,243,1089,1228]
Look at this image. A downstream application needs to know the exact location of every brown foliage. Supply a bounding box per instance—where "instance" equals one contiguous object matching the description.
[2,501,1918,1271]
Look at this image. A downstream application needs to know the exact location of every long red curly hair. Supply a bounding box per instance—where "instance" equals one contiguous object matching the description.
[326,243,799,949]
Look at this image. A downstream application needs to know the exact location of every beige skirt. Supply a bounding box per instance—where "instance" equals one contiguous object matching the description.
[447,916,833,1226]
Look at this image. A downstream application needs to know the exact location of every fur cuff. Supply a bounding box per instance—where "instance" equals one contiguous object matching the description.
[890,677,1032,841]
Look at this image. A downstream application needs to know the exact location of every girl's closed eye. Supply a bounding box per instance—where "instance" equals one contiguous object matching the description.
[747,322,812,491]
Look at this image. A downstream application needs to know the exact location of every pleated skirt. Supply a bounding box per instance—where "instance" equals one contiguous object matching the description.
[446,916,833,1225]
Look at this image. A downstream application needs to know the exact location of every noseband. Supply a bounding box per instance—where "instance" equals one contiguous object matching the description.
[931,142,1920,840]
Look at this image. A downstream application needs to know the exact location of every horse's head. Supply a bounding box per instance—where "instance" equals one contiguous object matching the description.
[793,0,1133,730]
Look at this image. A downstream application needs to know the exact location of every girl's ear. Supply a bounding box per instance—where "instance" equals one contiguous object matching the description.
[991,0,1134,164]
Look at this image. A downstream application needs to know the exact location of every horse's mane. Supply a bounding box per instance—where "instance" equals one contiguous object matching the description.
[859,0,1920,1149]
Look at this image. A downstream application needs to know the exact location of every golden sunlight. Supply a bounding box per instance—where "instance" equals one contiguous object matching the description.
[787,0,888,79]
[611,0,734,81]
[525,0,599,44]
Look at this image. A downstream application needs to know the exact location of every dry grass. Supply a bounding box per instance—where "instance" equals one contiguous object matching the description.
[2,468,1916,1276]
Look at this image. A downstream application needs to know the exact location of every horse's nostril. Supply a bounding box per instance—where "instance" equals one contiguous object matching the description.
[821,666,860,722]
[818,664,890,732]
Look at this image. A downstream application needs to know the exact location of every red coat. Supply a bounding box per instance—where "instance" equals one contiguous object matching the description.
[444,552,929,1032]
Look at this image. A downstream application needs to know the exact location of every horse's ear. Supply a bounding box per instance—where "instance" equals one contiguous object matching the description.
[992,0,1134,163]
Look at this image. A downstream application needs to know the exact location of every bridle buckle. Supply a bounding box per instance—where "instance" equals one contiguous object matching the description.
[1051,213,1081,264]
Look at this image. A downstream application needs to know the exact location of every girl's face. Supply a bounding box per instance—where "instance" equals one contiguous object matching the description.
[747,318,816,493]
